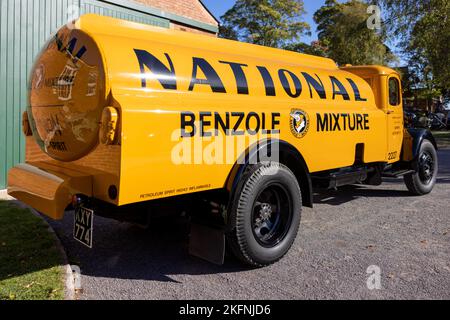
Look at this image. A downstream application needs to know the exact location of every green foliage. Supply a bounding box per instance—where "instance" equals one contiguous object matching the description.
[380,0,450,94]
[219,0,310,48]
[0,202,64,300]
[283,40,329,57]
[314,0,396,65]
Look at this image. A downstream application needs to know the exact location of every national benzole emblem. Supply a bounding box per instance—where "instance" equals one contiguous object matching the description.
[290,109,309,138]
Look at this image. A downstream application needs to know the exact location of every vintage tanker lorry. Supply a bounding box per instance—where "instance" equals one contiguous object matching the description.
[8,15,438,266]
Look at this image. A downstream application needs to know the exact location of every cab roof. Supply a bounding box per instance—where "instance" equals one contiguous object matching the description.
[340,65,398,76]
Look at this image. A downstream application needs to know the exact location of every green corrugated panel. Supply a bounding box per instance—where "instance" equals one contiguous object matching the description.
[81,0,170,28]
[0,0,7,188]
[0,0,170,189]
[6,0,15,186]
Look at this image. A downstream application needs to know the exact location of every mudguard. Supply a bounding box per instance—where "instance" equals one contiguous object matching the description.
[402,128,438,165]
[225,139,313,209]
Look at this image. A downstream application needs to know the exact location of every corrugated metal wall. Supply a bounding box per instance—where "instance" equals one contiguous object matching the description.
[81,0,169,26]
[0,0,169,189]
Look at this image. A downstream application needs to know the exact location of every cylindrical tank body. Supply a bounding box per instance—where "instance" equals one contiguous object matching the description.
[27,14,389,206]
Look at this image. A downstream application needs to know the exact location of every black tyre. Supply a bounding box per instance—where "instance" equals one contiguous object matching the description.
[227,163,302,267]
[404,140,438,195]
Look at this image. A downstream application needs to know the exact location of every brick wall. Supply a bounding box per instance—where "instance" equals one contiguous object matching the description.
[132,0,218,35]
[171,23,214,35]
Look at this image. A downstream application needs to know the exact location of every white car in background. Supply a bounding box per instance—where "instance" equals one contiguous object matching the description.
[443,101,450,111]
[444,101,450,128]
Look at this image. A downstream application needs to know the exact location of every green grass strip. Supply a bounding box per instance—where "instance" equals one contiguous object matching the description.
[0,201,64,300]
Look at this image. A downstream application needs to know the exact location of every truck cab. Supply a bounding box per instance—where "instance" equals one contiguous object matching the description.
[340,65,438,195]
[342,65,404,164]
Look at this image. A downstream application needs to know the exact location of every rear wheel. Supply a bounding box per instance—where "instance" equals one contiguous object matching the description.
[227,163,302,267]
[404,140,438,195]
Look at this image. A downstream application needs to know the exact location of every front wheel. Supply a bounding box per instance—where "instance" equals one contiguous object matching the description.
[404,140,438,195]
[227,163,302,267]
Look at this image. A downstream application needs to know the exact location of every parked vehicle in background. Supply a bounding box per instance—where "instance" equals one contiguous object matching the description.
[443,100,450,129]
[429,112,447,130]
[404,111,418,129]
[404,110,448,131]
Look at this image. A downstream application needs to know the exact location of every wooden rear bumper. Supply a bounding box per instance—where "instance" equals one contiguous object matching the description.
[7,162,92,220]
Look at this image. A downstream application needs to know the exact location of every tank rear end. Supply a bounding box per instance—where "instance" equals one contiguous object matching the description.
[28,26,108,161]
[8,22,121,219]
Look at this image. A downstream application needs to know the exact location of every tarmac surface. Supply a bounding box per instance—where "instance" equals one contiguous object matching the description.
[48,149,450,300]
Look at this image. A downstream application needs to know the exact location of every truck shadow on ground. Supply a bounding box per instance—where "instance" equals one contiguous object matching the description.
[314,174,450,206]
[314,149,450,206]
[49,215,252,284]
[313,185,413,206]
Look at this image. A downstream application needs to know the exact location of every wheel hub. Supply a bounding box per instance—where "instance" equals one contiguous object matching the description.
[251,184,293,248]
[255,203,272,227]
[419,151,434,183]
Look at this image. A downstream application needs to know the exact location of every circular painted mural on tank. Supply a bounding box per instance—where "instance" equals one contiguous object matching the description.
[28,26,107,162]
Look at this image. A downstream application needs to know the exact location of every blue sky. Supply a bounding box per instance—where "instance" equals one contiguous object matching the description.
[202,0,403,65]
[202,0,327,44]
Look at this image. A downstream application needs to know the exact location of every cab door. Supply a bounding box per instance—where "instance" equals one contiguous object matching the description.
[385,75,404,163]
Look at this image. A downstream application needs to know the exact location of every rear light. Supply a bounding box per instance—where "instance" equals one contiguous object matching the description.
[71,195,83,207]
[99,106,119,145]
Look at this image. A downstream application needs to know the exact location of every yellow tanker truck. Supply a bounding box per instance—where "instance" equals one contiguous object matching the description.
[8,15,438,266]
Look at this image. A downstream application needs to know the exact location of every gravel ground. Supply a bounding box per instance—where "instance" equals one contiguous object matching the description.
[48,149,450,300]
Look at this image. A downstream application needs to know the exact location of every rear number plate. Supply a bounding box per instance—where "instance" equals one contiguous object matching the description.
[74,206,94,248]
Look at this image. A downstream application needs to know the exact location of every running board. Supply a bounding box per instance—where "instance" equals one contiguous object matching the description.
[382,169,415,178]
[312,167,369,189]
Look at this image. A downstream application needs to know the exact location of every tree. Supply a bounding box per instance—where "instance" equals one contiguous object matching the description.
[219,0,310,48]
[379,0,450,95]
[314,0,396,65]
[283,40,329,57]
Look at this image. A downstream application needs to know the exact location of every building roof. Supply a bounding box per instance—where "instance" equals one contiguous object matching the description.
[100,0,219,33]
[198,0,221,25]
